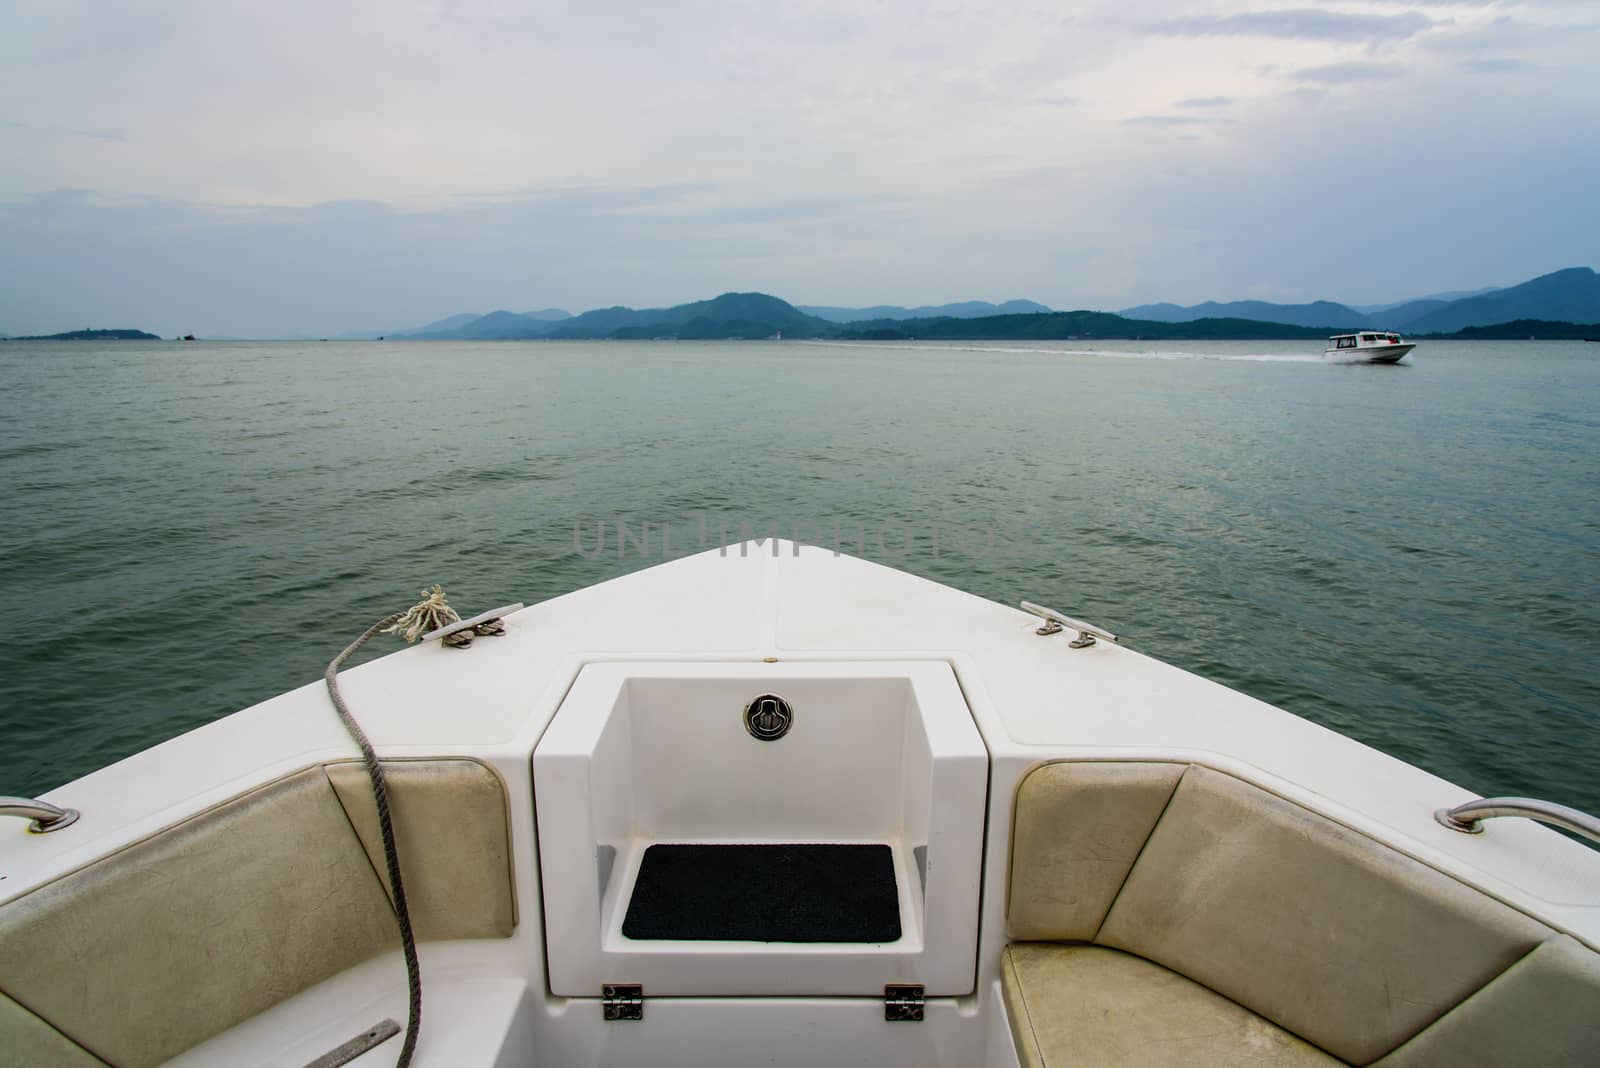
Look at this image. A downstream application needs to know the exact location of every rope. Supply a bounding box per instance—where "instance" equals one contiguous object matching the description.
[325,611,423,1068]
[383,584,467,647]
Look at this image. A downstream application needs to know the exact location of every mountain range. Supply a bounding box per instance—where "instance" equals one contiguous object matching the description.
[1120,268,1600,334]
[399,296,1056,340]
[408,293,829,340]
[364,266,1596,342]
[797,300,1051,323]
[334,308,570,340]
[8,267,1596,342]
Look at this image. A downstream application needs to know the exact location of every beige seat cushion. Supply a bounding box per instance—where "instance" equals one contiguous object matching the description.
[0,991,107,1067]
[326,758,516,940]
[1008,762,1183,941]
[1371,934,1600,1067]
[0,759,517,1067]
[1095,767,1552,1063]
[0,767,398,1068]
[1008,761,1567,1064]
[1002,943,1342,1068]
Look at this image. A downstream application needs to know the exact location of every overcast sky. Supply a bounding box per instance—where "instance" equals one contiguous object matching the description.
[2,0,1596,336]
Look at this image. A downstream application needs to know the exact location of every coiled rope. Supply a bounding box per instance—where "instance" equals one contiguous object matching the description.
[323,587,463,1067]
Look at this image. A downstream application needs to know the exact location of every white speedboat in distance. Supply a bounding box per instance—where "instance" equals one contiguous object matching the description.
[2,543,1597,1067]
[1326,330,1416,363]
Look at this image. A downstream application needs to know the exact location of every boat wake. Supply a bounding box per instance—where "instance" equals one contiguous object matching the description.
[797,340,1328,363]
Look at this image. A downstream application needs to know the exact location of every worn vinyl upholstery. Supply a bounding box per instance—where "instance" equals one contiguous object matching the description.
[1096,766,1551,1063]
[0,990,108,1068]
[1006,761,1183,941]
[1005,761,1600,1067]
[1370,934,1600,1068]
[0,759,516,1068]
[1002,943,1341,1068]
[326,758,516,940]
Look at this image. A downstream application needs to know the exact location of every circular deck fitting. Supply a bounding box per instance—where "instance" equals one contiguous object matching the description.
[743,694,793,741]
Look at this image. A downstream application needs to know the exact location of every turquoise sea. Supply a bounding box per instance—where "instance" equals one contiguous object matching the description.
[2,338,1597,812]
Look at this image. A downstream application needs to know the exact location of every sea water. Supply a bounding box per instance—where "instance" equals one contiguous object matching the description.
[2,338,1596,812]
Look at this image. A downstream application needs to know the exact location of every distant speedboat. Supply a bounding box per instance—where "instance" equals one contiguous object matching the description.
[1326,331,1414,364]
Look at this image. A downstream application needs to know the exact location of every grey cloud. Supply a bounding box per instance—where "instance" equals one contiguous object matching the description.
[0,183,919,336]
[1122,115,1227,128]
[1459,56,1537,72]
[654,191,914,226]
[2,119,125,142]
[1149,9,1438,43]
[1175,96,1234,108]
[1422,15,1598,54]
[452,182,717,212]
[1291,62,1406,84]
[1035,95,1080,107]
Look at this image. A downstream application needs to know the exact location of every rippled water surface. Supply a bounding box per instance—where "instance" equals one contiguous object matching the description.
[2,338,1596,810]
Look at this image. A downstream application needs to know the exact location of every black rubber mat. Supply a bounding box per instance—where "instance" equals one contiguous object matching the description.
[622,843,902,942]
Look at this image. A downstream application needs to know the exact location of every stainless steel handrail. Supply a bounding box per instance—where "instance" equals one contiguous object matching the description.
[0,796,80,833]
[1435,797,1600,845]
[1020,601,1119,649]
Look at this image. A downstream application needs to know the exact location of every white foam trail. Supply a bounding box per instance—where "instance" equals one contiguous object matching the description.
[796,339,1327,363]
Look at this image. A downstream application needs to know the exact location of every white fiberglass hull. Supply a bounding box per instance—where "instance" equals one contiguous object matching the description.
[3,543,1597,1068]
[1325,342,1414,364]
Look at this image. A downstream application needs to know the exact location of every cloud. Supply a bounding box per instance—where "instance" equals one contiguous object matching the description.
[1291,62,1407,84]
[1149,9,1438,44]
[653,191,914,225]
[2,3,1596,331]
[0,182,926,335]
[1121,115,1226,128]
[1421,14,1599,54]
[2,119,125,142]
[1459,56,1537,72]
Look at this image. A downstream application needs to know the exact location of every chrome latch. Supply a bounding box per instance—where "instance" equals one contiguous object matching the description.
[884,983,924,1022]
[744,693,794,740]
[602,983,643,1021]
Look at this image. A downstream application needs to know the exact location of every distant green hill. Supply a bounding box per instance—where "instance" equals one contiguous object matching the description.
[840,310,1334,341]
[1117,267,1599,333]
[1118,299,1368,330]
[375,279,1600,345]
[415,292,836,340]
[1398,268,1600,334]
[800,299,1052,323]
[1437,319,1600,340]
[546,292,831,339]
[10,328,160,341]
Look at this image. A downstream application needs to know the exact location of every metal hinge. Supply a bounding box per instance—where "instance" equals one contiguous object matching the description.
[884,983,924,1022]
[602,983,643,1021]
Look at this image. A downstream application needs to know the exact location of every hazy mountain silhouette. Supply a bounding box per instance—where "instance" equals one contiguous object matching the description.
[369,268,1600,342]
[549,292,831,339]
[1397,268,1600,334]
[8,328,161,340]
[412,292,834,340]
[840,310,1333,341]
[799,299,1052,323]
[1119,299,1368,329]
[1120,268,1597,333]
[1350,287,1498,315]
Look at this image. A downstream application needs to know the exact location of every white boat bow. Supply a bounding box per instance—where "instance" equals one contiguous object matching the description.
[2,542,1596,1066]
